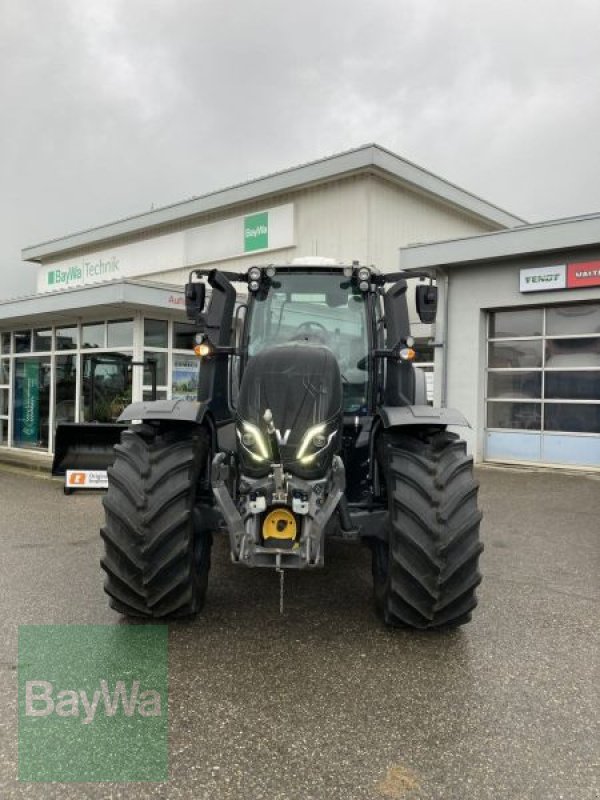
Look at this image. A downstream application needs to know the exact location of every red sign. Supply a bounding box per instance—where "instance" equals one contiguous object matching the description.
[567,261,600,288]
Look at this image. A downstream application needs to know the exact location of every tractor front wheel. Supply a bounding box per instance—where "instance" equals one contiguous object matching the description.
[100,423,213,618]
[372,429,483,629]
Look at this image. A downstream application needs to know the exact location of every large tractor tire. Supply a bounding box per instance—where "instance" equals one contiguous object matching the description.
[100,423,212,618]
[372,428,483,629]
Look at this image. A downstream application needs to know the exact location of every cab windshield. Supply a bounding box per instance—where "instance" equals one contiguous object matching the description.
[247,272,369,413]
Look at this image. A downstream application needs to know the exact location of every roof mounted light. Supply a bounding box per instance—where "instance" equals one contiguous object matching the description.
[249,280,260,292]
[265,266,276,277]
[357,267,371,282]
[248,267,261,282]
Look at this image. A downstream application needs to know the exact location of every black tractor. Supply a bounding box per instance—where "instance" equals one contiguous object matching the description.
[100,262,483,629]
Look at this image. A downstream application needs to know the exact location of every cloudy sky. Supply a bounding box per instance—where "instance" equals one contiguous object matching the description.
[2,0,600,299]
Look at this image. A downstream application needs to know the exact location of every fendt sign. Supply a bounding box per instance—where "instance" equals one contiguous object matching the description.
[520,260,600,292]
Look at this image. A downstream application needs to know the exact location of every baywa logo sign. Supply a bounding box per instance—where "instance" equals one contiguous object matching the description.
[18,625,168,782]
[244,211,269,252]
[47,257,120,287]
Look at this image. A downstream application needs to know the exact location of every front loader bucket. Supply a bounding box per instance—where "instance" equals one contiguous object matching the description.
[52,423,125,476]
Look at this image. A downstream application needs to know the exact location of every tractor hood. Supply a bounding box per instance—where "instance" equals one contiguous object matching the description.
[236,343,342,477]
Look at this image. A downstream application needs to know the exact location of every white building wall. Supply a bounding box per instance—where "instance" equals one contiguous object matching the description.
[143,173,499,334]
[366,176,498,269]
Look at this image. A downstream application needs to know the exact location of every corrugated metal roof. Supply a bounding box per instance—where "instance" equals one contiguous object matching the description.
[22,144,525,262]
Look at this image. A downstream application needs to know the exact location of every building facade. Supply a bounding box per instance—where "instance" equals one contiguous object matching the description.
[400,214,600,469]
[0,144,522,456]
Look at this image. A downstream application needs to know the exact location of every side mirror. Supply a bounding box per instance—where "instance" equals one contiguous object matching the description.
[185,281,206,321]
[416,284,438,324]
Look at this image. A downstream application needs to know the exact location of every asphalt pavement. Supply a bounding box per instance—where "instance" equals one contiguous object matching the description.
[0,463,598,800]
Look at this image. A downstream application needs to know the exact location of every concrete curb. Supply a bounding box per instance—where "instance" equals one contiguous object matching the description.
[0,449,53,475]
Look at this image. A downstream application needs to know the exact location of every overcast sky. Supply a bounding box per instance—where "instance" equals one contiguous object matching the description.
[2,0,600,299]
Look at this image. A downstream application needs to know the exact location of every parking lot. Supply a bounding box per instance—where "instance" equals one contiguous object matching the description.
[0,463,598,800]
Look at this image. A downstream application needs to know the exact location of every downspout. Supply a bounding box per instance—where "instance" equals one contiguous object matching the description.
[433,266,449,408]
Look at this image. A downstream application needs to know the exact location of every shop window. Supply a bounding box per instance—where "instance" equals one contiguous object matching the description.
[82,323,105,349]
[55,355,77,425]
[173,322,196,350]
[81,352,132,422]
[489,309,543,338]
[413,343,434,364]
[488,340,543,369]
[33,329,52,352]
[544,403,600,434]
[546,303,600,336]
[487,401,541,431]
[545,337,600,368]
[14,330,32,353]
[107,319,133,348]
[545,371,600,401]
[144,319,168,348]
[143,352,167,386]
[143,390,167,401]
[13,358,50,449]
[487,371,541,399]
[0,417,6,446]
[55,326,78,350]
[0,359,8,385]
[172,354,199,400]
[1,332,10,354]
[0,387,8,415]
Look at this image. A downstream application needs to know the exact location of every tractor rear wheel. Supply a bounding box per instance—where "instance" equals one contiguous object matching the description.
[100,423,212,618]
[372,428,483,629]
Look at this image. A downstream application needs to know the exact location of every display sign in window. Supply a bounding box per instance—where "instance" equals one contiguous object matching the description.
[172,355,198,401]
[13,358,50,449]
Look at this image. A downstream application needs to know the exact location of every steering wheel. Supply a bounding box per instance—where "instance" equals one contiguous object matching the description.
[296,321,328,334]
[289,321,329,343]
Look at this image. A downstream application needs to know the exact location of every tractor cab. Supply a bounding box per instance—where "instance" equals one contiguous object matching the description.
[244,269,371,415]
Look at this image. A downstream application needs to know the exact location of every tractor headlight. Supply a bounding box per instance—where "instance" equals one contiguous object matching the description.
[296,423,335,464]
[237,421,270,462]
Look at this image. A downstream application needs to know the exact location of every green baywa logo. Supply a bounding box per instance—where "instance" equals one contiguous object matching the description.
[244,211,269,252]
[25,679,162,724]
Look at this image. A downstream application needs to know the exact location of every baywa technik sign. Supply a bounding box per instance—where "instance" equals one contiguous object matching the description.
[38,204,294,293]
[46,257,120,288]
[520,260,600,292]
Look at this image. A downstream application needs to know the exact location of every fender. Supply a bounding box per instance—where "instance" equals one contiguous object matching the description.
[378,404,471,428]
[118,399,220,453]
[118,398,208,424]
